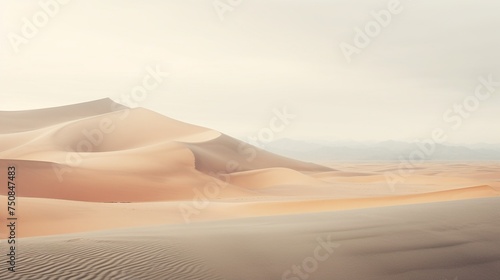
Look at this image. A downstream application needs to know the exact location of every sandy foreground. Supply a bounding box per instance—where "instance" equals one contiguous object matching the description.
[0,198,499,280]
[1,99,500,279]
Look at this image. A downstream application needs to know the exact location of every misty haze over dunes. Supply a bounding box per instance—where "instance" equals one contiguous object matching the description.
[264,138,500,161]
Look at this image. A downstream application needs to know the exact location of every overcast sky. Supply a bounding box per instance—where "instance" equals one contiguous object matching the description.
[1,0,499,144]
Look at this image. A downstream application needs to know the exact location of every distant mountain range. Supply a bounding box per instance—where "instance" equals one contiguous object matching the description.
[260,139,500,161]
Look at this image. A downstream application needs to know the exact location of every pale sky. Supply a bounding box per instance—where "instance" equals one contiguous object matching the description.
[1,0,499,144]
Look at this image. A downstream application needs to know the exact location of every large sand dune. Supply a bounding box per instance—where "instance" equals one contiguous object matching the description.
[1,99,329,204]
[1,99,499,237]
[1,99,499,279]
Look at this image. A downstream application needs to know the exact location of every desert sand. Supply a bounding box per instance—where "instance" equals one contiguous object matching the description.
[1,99,499,279]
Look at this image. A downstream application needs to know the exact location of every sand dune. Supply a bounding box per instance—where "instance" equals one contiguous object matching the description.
[1,99,328,204]
[1,99,500,279]
[1,99,499,235]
